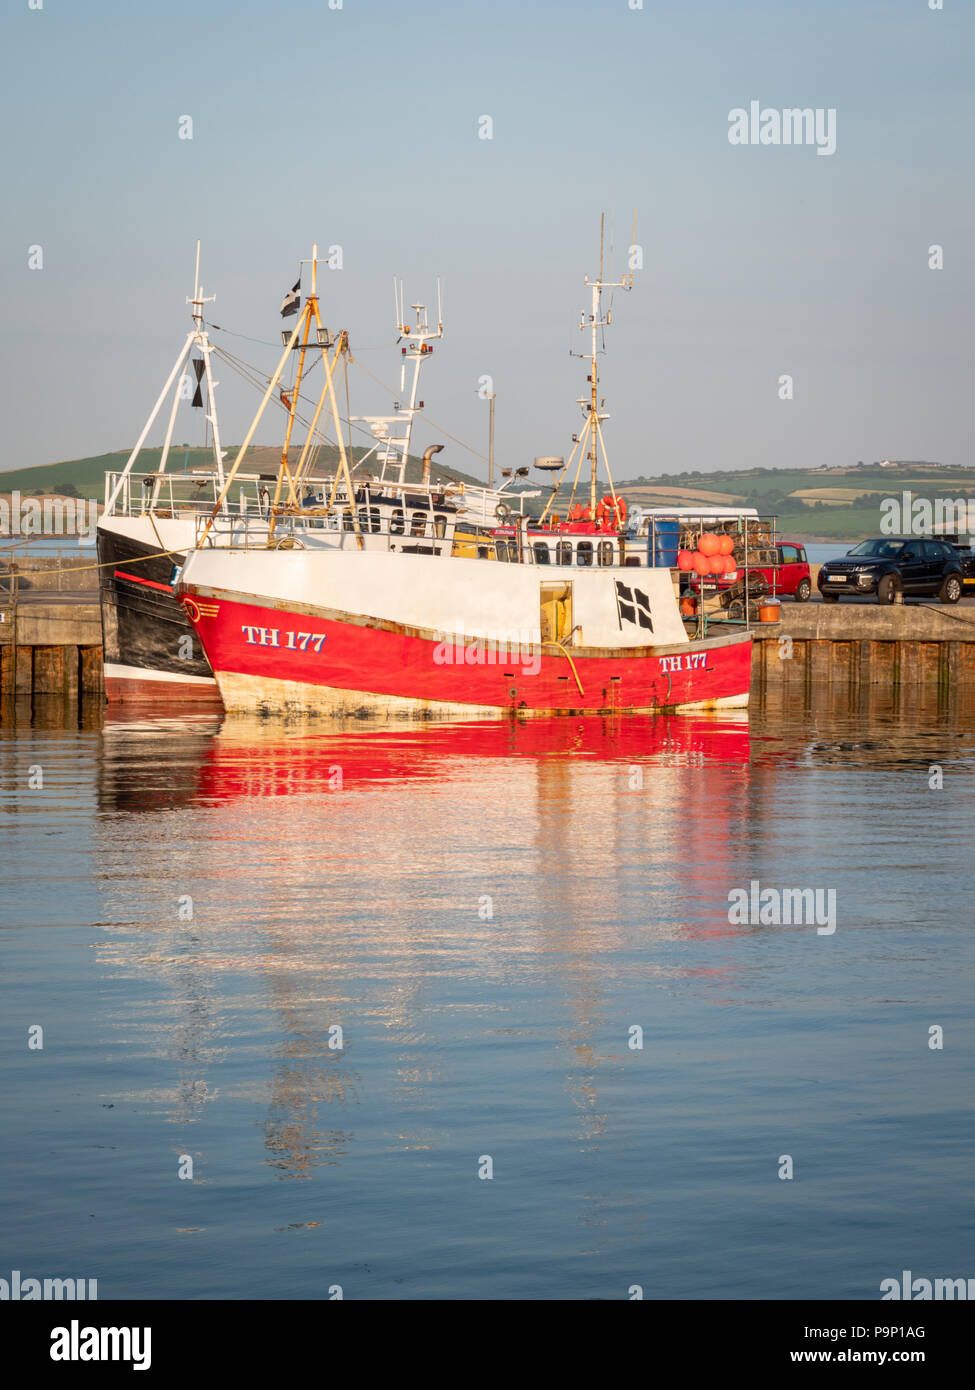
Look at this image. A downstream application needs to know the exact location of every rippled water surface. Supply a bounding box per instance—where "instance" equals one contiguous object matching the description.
[1,689,973,1300]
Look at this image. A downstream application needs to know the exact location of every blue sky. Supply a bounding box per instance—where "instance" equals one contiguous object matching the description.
[1,0,972,480]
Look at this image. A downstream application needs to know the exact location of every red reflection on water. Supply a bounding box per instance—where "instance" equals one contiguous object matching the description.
[192,715,751,801]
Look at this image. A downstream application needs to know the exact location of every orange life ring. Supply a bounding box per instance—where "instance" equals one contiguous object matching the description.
[596,494,627,527]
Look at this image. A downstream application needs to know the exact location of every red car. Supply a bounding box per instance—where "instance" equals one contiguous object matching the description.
[689,541,812,601]
[769,541,812,601]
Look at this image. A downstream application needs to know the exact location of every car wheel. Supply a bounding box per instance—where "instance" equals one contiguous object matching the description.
[795,577,811,603]
[940,574,962,605]
[877,573,900,605]
[821,592,838,603]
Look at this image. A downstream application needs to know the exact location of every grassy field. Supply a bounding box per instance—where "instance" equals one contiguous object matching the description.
[618,485,747,504]
[791,487,877,501]
[3,452,974,543]
[614,466,975,541]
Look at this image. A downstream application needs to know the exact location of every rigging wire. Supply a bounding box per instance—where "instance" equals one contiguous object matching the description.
[348,355,493,470]
[206,318,396,354]
[207,317,492,472]
[210,343,396,462]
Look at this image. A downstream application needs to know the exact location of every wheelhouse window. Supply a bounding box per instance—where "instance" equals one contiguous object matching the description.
[576,541,594,567]
[556,541,572,567]
[598,540,615,567]
[390,508,405,535]
[495,540,511,562]
[342,508,355,532]
[533,541,551,565]
[433,513,449,540]
[410,512,427,537]
[359,506,381,534]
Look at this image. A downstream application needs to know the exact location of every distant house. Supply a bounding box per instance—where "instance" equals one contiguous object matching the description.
[878,459,944,470]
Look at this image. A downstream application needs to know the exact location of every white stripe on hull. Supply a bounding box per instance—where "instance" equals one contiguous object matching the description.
[104,661,218,687]
[674,691,750,711]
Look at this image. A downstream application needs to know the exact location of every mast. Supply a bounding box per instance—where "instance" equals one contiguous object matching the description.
[105,240,223,516]
[575,213,633,515]
[351,278,443,486]
[202,244,360,545]
[488,389,496,489]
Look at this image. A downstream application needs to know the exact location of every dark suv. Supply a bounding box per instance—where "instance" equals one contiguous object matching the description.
[817,537,964,605]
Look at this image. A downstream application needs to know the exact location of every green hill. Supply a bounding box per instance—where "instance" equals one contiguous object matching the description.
[613,463,975,541]
[5,452,974,542]
[0,444,489,500]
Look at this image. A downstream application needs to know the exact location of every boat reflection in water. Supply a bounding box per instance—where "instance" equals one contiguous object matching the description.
[95,712,752,1170]
[80,687,975,1296]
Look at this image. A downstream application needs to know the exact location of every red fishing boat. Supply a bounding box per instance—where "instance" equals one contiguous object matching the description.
[177,227,754,718]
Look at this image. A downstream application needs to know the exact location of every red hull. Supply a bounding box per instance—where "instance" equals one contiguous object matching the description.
[179,588,752,716]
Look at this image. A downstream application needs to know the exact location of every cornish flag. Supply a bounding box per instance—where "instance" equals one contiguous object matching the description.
[280,278,301,318]
[190,358,205,408]
[615,580,654,632]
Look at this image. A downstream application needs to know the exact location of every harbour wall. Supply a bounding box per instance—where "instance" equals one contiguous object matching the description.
[3,565,975,699]
[0,599,103,696]
[1,554,102,695]
[749,604,975,689]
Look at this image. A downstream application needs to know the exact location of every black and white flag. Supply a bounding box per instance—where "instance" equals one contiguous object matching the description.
[615,580,654,632]
[280,278,301,318]
[190,358,205,408]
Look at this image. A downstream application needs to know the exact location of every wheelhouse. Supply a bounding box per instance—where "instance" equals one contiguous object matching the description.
[490,528,631,567]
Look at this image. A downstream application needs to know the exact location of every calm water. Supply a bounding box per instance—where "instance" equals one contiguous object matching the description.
[1,690,972,1301]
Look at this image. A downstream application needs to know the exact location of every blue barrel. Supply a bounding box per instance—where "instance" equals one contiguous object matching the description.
[651,520,680,568]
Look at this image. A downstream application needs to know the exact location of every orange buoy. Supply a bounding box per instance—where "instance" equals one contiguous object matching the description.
[698,531,719,556]
[677,549,694,571]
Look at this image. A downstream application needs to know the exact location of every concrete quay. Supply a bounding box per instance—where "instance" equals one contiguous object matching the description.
[749,600,975,688]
